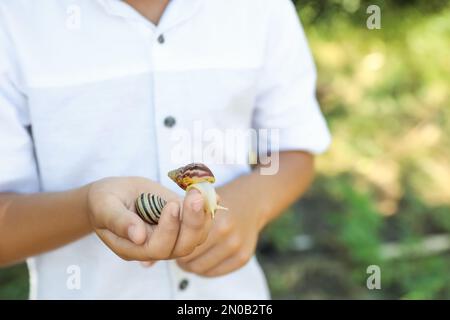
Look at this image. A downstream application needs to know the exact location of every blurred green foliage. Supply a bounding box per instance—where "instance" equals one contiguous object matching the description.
[0,264,28,300]
[260,0,450,299]
[1,0,449,300]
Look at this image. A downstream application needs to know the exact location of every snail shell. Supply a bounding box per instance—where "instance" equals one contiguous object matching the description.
[168,163,215,190]
[135,193,167,225]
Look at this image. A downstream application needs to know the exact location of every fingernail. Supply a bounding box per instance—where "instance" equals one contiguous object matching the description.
[140,261,155,268]
[191,197,204,212]
[171,203,180,218]
[128,225,138,244]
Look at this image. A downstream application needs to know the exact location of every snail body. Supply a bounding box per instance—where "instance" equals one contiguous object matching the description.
[135,193,166,225]
[168,163,227,218]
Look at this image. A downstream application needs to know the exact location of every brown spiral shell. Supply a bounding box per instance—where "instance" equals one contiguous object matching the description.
[135,193,167,225]
[168,163,215,190]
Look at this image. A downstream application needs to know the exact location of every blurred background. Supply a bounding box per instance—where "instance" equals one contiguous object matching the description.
[1,0,449,299]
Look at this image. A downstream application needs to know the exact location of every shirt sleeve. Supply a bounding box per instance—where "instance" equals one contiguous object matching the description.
[0,16,40,193]
[252,0,331,154]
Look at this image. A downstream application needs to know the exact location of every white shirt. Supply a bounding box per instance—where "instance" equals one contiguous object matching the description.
[0,0,331,299]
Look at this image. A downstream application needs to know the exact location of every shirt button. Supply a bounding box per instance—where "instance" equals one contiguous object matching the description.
[164,116,176,128]
[157,34,165,44]
[179,279,189,291]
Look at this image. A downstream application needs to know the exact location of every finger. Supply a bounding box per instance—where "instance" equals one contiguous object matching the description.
[177,241,233,274]
[176,232,216,264]
[99,196,148,245]
[140,261,156,268]
[97,228,155,261]
[96,202,180,261]
[146,201,181,259]
[203,253,252,277]
[171,190,211,257]
[177,214,231,264]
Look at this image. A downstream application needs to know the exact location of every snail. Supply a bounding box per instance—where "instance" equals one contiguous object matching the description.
[135,193,167,225]
[135,163,227,224]
[168,163,228,219]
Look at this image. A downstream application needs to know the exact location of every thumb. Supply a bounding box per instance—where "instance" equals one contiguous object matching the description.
[103,198,148,245]
[126,217,148,245]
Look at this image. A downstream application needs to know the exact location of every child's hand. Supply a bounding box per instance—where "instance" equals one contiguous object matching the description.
[175,152,314,277]
[176,189,262,277]
[87,177,212,261]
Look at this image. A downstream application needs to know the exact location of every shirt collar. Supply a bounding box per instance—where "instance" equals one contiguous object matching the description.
[97,0,203,32]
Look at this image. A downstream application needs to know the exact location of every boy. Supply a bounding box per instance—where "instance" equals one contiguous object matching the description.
[0,0,331,299]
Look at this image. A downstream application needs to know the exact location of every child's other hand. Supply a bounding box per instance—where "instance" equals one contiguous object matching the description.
[87,177,212,261]
[176,187,262,277]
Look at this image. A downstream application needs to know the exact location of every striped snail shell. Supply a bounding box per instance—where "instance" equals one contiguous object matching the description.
[135,193,167,225]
